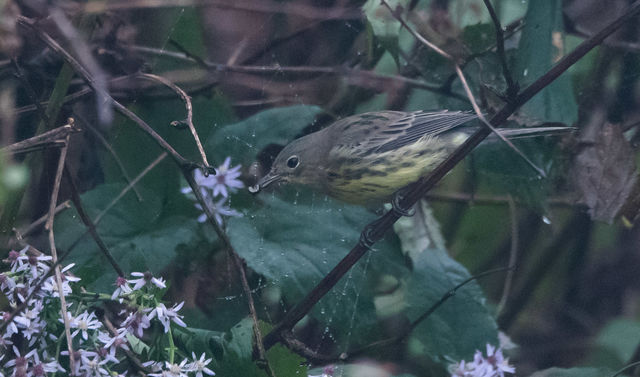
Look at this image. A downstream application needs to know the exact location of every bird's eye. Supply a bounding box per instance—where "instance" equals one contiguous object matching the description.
[286,155,299,169]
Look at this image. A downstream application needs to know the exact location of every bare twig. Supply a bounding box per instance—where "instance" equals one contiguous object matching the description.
[82,0,361,20]
[14,201,71,240]
[182,171,274,375]
[64,165,125,277]
[345,267,511,359]
[77,115,143,201]
[263,0,640,350]
[1,123,80,155]
[43,123,75,372]
[481,0,517,97]
[66,152,167,254]
[129,45,464,101]
[497,196,518,314]
[136,73,211,169]
[94,153,167,225]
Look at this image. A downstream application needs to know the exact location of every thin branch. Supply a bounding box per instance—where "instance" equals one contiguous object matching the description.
[263,0,640,350]
[129,45,464,101]
[66,152,167,253]
[426,191,578,208]
[497,196,518,314]
[182,172,274,375]
[481,0,517,97]
[136,73,211,169]
[43,126,75,372]
[95,153,167,225]
[1,123,80,155]
[77,115,143,201]
[63,165,125,277]
[14,201,71,240]
[82,0,362,20]
[345,267,511,360]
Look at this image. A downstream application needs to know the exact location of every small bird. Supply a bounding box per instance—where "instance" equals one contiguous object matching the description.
[249,110,565,205]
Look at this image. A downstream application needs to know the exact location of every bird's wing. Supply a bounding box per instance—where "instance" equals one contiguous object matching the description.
[330,110,478,155]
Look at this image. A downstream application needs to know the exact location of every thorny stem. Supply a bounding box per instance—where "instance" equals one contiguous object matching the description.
[262,0,640,350]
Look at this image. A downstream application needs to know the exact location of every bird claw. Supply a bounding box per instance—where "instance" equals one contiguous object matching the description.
[391,188,415,217]
[359,224,377,250]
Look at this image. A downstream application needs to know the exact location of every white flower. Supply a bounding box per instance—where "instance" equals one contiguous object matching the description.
[148,302,187,333]
[188,352,215,377]
[149,359,190,377]
[182,157,244,199]
[128,272,166,291]
[79,353,110,377]
[68,311,102,341]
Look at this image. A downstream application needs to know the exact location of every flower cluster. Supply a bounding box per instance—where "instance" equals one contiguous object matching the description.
[449,344,515,377]
[182,156,243,224]
[0,245,215,377]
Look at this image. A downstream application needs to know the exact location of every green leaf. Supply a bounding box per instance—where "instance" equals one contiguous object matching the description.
[590,318,640,368]
[126,333,151,355]
[54,183,200,292]
[529,367,613,377]
[227,193,408,348]
[404,247,498,362]
[394,201,498,363]
[206,105,323,167]
[514,1,578,124]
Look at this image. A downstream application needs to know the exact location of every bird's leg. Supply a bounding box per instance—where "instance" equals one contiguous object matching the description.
[391,186,416,217]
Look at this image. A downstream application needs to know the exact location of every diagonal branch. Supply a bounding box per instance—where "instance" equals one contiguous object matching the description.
[262,0,640,350]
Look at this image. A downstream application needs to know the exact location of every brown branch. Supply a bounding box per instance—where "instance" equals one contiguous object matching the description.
[1,123,80,154]
[63,165,125,277]
[43,123,75,372]
[182,172,274,375]
[77,115,143,201]
[263,0,640,350]
[482,0,518,98]
[82,0,362,20]
[497,196,518,313]
[136,73,211,169]
[65,152,167,254]
[14,201,71,241]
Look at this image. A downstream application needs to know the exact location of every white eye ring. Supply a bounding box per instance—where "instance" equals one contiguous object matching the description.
[286,155,300,169]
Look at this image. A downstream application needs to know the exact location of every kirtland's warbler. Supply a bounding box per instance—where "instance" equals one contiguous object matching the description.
[249,110,562,205]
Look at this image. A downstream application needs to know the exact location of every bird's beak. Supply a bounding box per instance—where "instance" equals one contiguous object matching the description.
[248,172,282,194]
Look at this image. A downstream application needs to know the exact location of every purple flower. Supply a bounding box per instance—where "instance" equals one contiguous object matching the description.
[449,344,515,377]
